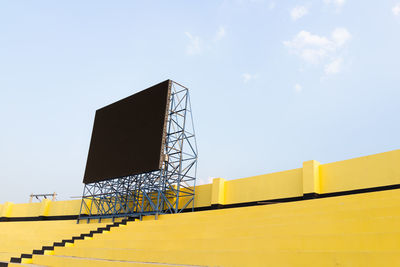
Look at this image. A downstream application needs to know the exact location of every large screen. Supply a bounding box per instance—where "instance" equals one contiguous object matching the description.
[83,80,171,184]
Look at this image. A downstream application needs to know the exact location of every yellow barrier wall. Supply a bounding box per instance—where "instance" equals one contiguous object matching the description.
[33,188,400,267]
[1,149,399,218]
[1,202,14,217]
[320,149,400,193]
[223,168,303,205]
[47,199,83,216]
[9,202,42,217]
[175,183,212,210]
[192,183,212,207]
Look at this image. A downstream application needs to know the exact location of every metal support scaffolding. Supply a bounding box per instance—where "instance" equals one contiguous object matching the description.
[78,81,198,222]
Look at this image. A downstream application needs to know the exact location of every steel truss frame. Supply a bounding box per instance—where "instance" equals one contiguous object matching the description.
[78,81,198,222]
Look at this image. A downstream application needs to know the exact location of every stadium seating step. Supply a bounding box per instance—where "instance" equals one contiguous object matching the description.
[32,255,189,266]
[40,246,53,252]
[31,251,43,256]
[2,263,43,267]
[7,218,135,265]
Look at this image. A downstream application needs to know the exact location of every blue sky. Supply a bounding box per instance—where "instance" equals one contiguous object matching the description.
[0,1,399,203]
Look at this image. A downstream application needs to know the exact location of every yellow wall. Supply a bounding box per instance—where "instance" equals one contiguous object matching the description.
[47,199,83,216]
[32,188,400,267]
[1,149,399,218]
[320,149,400,193]
[223,168,303,204]
[9,202,42,217]
[192,183,212,207]
[0,202,14,217]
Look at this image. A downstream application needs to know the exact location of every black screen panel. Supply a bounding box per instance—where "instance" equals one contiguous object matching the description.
[83,80,171,184]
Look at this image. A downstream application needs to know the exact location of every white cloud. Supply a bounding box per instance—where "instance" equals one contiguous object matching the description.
[331,28,351,46]
[393,3,400,16]
[215,26,226,41]
[324,0,345,7]
[283,28,351,74]
[294,83,303,93]
[269,1,276,10]
[197,177,214,185]
[283,30,335,64]
[242,73,257,83]
[185,26,226,55]
[324,58,343,75]
[235,0,265,5]
[290,6,308,21]
[185,32,201,55]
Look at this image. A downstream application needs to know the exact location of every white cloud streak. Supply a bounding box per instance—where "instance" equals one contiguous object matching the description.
[331,28,351,46]
[290,6,308,21]
[324,0,346,7]
[197,177,214,185]
[215,26,226,41]
[283,28,351,75]
[294,83,303,93]
[185,32,201,55]
[242,73,257,83]
[269,1,276,10]
[324,58,343,75]
[185,26,226,55]
[393,3,400,16]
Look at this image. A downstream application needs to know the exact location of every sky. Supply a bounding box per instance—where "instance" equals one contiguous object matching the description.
[0,1,400,203]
